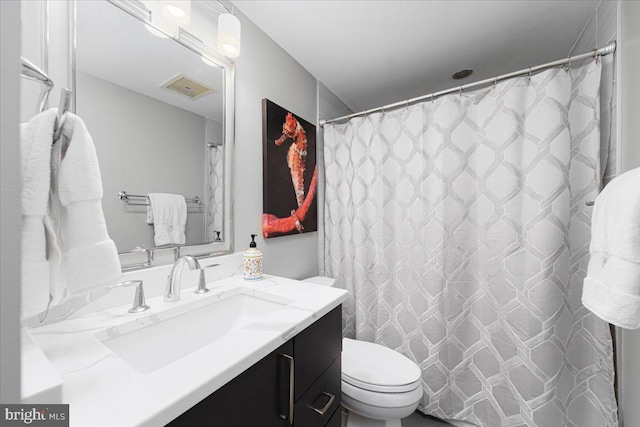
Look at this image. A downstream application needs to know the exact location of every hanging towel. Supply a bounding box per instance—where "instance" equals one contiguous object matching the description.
[57,112,122,296]
[20,110,58,319]
[582,167,640,329]
[147,193,187,246]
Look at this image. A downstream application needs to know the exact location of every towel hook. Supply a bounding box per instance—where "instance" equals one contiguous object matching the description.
[52,88,72,145]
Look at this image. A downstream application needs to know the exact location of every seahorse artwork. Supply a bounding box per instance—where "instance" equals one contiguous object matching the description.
[262,166,318,237]
[275,112,307,207]
[262,99,317,238]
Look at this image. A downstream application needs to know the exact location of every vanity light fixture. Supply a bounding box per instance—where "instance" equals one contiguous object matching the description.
[217,11,241,58]
[142,1,178,38]
[162,0,191,26]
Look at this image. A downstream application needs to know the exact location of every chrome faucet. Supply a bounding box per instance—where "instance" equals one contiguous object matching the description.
[165,255,201,302]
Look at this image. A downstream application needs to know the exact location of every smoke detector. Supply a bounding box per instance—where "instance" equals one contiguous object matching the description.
[452,69,473,80]
[161,73,215,99]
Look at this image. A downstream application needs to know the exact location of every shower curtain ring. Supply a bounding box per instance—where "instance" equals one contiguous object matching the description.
[493,78,497,90]
[431,93,435,104]
[459,86,463,97]
[528,68,532,83]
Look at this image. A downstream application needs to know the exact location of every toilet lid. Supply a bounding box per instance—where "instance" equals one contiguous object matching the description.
[342,338,422,393]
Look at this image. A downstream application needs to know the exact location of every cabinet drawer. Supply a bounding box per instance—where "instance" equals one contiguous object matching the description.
[325,406,342,427]
[294,357,341,427]
[168,341,293,427]
[294,306,342,400]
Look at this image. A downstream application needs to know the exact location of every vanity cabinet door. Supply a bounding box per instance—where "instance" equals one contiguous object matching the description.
[168,304,343,427]
[168,340,293,427]
[294,306,342,400]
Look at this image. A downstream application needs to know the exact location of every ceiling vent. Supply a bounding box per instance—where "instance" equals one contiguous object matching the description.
[161,73,215,99]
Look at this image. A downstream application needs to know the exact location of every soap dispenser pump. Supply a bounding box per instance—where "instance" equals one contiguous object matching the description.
[243,234,263,280]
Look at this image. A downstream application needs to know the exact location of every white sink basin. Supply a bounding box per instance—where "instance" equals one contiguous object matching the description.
[95,287,292,373]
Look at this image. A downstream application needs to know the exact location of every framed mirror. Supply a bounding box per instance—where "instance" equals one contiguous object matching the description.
[72,0,234,269]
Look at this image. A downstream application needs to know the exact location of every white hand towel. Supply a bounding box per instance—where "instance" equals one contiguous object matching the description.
[147,193,187,246]
[57,113,122,296]
[20,110,58,319]
[582,167,640,329]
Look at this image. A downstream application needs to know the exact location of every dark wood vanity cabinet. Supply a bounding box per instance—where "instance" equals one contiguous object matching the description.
[168,305,342,427]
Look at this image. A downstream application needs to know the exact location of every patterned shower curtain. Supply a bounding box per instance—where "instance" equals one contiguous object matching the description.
[323,61,617,426]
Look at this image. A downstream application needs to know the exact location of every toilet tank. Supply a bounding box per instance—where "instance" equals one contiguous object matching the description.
[302,276,336,287]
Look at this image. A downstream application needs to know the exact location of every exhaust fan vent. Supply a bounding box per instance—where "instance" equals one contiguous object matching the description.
[161,73,215,99]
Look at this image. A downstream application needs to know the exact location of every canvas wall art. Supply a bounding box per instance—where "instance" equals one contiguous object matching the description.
[262,99,318,238]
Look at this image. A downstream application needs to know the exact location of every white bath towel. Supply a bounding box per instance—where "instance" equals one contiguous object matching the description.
[20,110,58,319]
[57,113,122,296]
[147,193,187,246]
[582,167,640,329]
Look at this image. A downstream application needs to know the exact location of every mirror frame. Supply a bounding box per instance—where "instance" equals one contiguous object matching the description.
[70,0,235,270]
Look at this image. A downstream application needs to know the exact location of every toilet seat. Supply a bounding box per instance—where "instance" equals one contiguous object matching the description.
[342,380,424,409]
[342,373,421,394]
[342,338,422,393]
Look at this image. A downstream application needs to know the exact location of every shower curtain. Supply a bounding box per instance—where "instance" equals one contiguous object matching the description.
[323,61,617,426]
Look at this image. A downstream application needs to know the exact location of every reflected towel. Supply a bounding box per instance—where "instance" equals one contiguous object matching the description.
[147,193,187,246]
[582,167,640,329]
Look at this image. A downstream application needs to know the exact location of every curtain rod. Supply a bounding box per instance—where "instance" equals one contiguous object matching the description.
[320,40,616,127]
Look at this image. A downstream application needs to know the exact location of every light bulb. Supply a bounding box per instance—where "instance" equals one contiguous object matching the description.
[165,5,185,18]
[162,1,191,25]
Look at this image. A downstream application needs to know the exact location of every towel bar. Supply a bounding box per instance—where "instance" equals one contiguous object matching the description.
[118,191,202,207]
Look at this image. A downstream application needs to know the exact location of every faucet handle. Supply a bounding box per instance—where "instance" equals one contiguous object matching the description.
[194,269,209,294]
[194,264,220,294]
[111,280,151,313]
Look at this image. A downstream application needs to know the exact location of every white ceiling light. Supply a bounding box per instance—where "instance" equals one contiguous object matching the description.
[147,4,178,39]
[217,13,241,58]
[162,0,191,25]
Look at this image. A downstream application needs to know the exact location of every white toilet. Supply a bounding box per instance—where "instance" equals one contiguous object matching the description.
[303,277,423,427]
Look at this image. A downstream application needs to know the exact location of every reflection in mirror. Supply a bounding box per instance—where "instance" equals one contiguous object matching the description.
[74,0,234,267]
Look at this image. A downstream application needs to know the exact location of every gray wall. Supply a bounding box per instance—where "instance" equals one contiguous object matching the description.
[232,9,319,279]
[0,0,22,403]
[568,0,618,185]
[76,71,207,251]
[571,2,640,425]
[619,2,640,425]
[317,82,353,275]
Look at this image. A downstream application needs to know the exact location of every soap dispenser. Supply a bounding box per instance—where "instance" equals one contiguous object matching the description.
[243,234,263,281]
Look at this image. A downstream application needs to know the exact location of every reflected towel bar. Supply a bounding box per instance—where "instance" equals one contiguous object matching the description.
[118,191,202,207]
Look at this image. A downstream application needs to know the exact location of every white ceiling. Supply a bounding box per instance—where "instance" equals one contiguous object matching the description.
[232,0,598,113]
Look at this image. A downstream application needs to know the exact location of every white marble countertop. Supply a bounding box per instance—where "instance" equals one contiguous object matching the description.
[27,275,347,427]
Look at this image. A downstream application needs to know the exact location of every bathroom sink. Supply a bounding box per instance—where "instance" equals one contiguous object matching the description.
[95,288,292,373]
